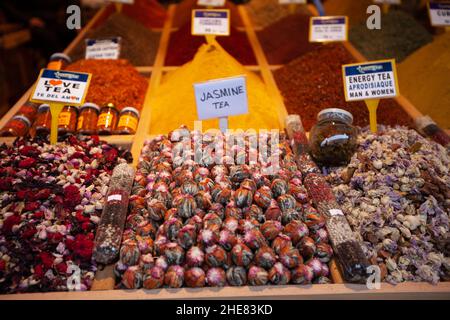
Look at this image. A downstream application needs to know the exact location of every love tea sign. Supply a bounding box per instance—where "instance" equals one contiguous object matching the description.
[30,69,91,105]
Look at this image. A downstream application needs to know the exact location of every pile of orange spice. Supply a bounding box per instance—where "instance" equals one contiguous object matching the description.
[65,59,148,111]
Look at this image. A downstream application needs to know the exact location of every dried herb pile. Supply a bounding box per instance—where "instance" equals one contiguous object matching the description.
[121,0,166,29]
[324,0,373,27]
[246,0,312,28]
[274,44,413,131]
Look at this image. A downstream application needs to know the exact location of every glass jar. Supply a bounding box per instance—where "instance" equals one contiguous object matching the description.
[47,53,71,70]
[34,104,52,137]
[116,107,140,134]
[58,105,78,135]
[0,115,31,137]
[309,108,358,166]
[97,103,119,135]
[77,103,100,135]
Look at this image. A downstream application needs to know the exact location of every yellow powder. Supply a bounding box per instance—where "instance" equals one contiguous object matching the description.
[149,42,281,134]
[398,32,450,129]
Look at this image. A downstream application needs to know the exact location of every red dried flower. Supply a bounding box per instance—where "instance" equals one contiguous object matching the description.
[73,234,94,261]
[39,252,55,269]
[56,262,68,274]
[24,201,40,211]
[0,177,13,191]
[18,157,37,168]
[19,146,39,157]
[64,185,81,208]
[34,264,45,278]
[2,214,21,234]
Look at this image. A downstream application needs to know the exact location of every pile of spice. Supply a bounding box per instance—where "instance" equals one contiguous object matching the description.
[165,23,256,66]
[121,0,166,29]
[245,0,312,28]
[65,59,148,111]
[0,136,130,294]
[323,0,373,27]
[324,126,450,284]
[349,10,433,63]
[257,12,320,65]
[69,13,161,66]
[273,44,413,131]
[150,42,280,134]
[114,127,334,289]
[398,32,450,129]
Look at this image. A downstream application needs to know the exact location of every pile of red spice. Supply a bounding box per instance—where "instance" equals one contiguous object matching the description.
[165,23,257,66]
[257,13,320,65]
[121,0,167,29]
[65,59,148,111]
[274,44,413,131]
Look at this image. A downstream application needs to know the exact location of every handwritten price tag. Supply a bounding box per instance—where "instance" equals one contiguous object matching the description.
[192,9,230,36]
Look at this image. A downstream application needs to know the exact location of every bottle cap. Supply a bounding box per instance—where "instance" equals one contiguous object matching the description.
[49,53,72,64]
[38,104,50,111]
[121,107,140,118]
[80,102,100,112]
[317,108,353,124]
[12,115,31,127]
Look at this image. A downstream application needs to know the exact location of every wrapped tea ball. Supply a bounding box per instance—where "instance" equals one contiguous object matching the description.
[211,185,232,205]
[268,262,291,285]
[279,246,303,269]
[241,179,257,193]
[186,246,205,267]
[303,206,325,230]
[143,266,165,289]
[291,264,314,284]
[238,218,259,233]
[136,236,154,255]
[154,235,169,256]
[255,246,277,269]
[248,266,269,286]
[211,165,228,178]
[162,218,183,241]
[243,205,265,223]
[181,180,199,196]
[218,230,238,251]
[314,276,332,284]
[206,267,226,287]
[122,229,137,243]
[288,184,309,204]
[229,165,251,183]
[310,228,328,243]
[253,186,273,209]
[164,265,185,288]
[146,199,167,221]
[136,222,157,238]
[195,191,212,210]
[226,266,247,286]
[164,208,178,221]
[186,214,203,232]
[277,194,296,212]
[284,220,309,245]
[122,266,143,289]
[209,203,225,218]
[153,190,173,209]
[234,187,253,208]
[198,228,218,247]
[243,228,266,250]
[272,234,293,255]
[198,177,215,192]
[205,245,228,268]
[184,267,206,288]
[260,220,283,241]
[296,236,316,259]
[174,194,197,219]
[231,243,253,267]
[120,240,141,266]
[225,203,242,219]
[155,256,169,271]
[265,200,282,222]
[203,213,222,229]
[321,263,330,278]
[281,208,301,225]
[315,243,333,263]
[139,253,155,271]
[126,214,146,230]
[271,179,288,198]
[114,261,128,279]
[306,258,324,278]
[223,217,239,233]
[194,167,210,182]
[177,224,197,249]
[164,242,185,265]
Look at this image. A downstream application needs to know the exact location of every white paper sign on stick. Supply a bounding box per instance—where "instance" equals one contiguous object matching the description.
[197,0,226,7]
[192,9,230,36]
[279,0,306,4]
[85,37,121,60]
[428,1,450,26]
[373,0,401,4]
[309,16,348,42]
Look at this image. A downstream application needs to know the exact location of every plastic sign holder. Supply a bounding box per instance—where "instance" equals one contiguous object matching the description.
[192,9,230,45]
[342,59,399,133]
[30,69,92,144]
[428,1,450,28]
[309,16,348,43]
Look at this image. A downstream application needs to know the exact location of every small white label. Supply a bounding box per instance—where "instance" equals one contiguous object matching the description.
[428,1,450,26]
[279,0,306,4]
[310,16,348,42]
[107,194,122,202]
[108,0,134,4]
[192,9,230,36]
[194,76,248,120]
[342,59,399,101]
[30,69,91,105]
[85,38,121,60]
[329,209,344,216]
[373,0,401,4]
[197,0,226,7]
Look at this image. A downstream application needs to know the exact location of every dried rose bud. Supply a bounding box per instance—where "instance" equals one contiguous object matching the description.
[136,236,154,255]
[122,266,143,289]
[195,191,212,210]
[291,264,314,284]
[206,267,226,287]
[261,220,283,241]
[296,236,316,259]
[231,243,253,267]
[303,206,325,230]
[265,199,282,222]
[155,256,168,271]
[146,199,167,222]
[248,266,269,286]
[314,276,332,284]
[255,246,277,269]
[136,222,157,238]
[205,245,228,268]
[184,267,206,288]
[254,186,273,209]
[268,262,291,285]
[310,228,328,243]
[186,246,205,267]
[284,220,309,245]
[272,234,293,255]
[163,242,185,265]
[223,217,239,233]
[315,242,333,263]
[281,208,301,225]
[234,187,253,208]
[306,258,324,278]
[143,266,165,289]
[139,253,155,271]
[279,246,303,269]
[120,241,141,266]
[218,230,238,251]
[174,194,197,219]
[211,185,232,205]
[271,179,289,198]
[226,266,247,286]
[177,224,197,249]
[162,218,183,241]
[244,228,267,250]
[243,205,265,223]
[277,194,296,212]
[164,265,184,288]
[198,228,218,247]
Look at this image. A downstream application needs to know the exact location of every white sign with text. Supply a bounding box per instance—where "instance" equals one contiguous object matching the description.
[85,37,121,60]
[197,0,226,7]
[428,1,450,26]
[310,16,348,42]
[192,10,230,36]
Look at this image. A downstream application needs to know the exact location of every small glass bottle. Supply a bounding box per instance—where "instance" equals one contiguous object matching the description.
[0,115,31,137]
[309,108,358,166]
[77,102,100,135]
[58,105,78,135]
[34,104,52,137]
[97,103,119,135]
[47,53,72,70]
[116,107,140,134]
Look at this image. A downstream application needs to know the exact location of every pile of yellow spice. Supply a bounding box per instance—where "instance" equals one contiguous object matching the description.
[149,42,281,134]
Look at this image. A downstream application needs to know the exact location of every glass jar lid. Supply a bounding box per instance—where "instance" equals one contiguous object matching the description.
[317,108,353,124]
[80,102,100,112]
[121,106,140,118]
[49,52,72,64]
[38,104,50,111]
[12,115,31,127]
